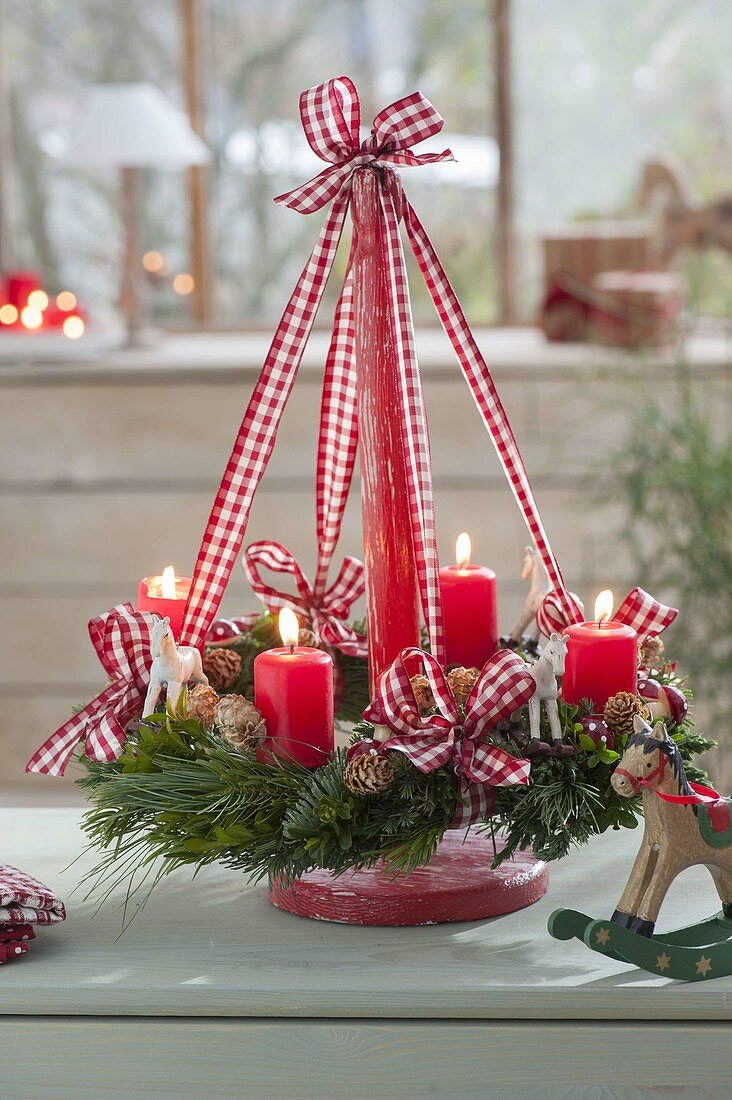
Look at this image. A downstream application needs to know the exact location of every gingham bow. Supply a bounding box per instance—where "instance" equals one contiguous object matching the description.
[274,77,453,215]
[177,75,579,661]
[26,604,155,776]
[242,541,366,657]
[537,586,678,642]
[364,648,534,827]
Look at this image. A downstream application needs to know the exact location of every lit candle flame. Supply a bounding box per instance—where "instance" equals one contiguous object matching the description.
[279,607,299,647]
[161,565,177,600]
[594,589,614,624]
[455,532,471,569]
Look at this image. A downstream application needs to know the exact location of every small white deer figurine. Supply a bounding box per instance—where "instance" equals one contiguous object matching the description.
[142,616,208,718]
[508,546,551,648]
[526,632,571,757]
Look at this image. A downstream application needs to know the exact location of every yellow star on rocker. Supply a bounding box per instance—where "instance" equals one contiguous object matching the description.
[595,927,611,946]
[695,955,712,977]
[655,952,671,972]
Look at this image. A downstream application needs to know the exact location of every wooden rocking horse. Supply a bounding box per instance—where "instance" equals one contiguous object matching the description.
[639,156,732,264]
[549,715,732,980]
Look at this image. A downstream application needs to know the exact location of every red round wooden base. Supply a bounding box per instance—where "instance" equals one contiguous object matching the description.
[268,831,549,926]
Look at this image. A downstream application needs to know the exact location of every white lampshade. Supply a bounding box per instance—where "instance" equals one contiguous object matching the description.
[61,83,210,169]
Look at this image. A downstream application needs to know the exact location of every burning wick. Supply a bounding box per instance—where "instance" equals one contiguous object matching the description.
[455,531,471,569]
[279,607,299,654]
[594,589,614,627]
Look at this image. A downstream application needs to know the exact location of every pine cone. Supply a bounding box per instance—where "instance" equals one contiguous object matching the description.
[203,647,242,692]
[447,666,480,708]
[639,636,665,669]
[410,674,436,716]
[297,627,318,648]
[215,694,266,754]
[343,752,395,794]
[603,691,648,737]
[186,683,220,730]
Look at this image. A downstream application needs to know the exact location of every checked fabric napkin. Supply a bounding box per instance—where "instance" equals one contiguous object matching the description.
[0,864,65,963]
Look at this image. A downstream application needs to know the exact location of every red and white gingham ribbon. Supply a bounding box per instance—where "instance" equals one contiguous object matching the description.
[209,267,362,650]
[179,74,578,666]
[364,648,534,826]
[179,77,453,664]
[26,604,155,776]
[242,541,366,656]
[537,586,678,642]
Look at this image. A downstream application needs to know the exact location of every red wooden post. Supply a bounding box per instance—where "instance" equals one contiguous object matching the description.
[351,169,421,696]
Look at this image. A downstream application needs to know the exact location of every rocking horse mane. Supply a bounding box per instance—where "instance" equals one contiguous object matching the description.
[627,728,696,805]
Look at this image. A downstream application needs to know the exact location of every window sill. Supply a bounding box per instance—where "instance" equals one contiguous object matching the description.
[0,324,730,387]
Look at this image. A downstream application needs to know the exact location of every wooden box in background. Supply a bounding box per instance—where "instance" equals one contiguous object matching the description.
[591,271,684,349]
[540,222,660,343]
[543,221,657,289]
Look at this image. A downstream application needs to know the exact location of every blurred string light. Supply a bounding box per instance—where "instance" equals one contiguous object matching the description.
[173,272,195,296]
[62,315,85,339]
[0,304,18,324]
[56,291,77,311]
[27,289,49,310]
[20,306,43,329]
[141,249,195,297]
[142,250,166,273]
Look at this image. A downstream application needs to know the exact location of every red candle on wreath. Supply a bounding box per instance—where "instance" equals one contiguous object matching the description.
[255,608,334,769]
[562,589,637,710]
[439,533,498,668]
[137,566,191,641]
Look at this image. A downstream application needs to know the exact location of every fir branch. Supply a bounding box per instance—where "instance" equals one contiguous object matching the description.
[76,647,715,916]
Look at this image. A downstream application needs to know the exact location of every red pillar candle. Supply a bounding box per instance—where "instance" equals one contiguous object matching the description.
[255,609,334,769]
[562,590,638,710]
[137,566,191,641]
[439,533,498,669]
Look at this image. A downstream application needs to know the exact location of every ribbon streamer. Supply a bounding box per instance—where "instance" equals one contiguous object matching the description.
[27,604,156,776]
[180,77,454,660]
[536,586,678,642]
[242,541,366,656]
[364,648,534,827]
[313,267,359,599]
[179,74,578,661]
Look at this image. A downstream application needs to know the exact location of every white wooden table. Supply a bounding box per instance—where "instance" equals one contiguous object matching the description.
[1,808,730,1099]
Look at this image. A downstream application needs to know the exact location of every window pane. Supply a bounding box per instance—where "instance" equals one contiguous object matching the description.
[5,0,191,324]
[207,0,497,325]
[515,0,732,319]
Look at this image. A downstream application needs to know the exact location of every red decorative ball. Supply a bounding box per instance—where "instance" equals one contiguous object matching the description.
[578,715,614,751]
[347,738,384,761]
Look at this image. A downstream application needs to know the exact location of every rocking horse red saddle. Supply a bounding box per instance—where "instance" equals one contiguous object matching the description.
[698,796,732,844]
[649,781,732,837]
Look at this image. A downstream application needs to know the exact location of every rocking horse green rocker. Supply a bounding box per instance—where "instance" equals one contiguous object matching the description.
[549,714,732,981]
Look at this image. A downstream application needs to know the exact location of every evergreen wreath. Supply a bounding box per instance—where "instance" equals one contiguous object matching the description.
[77,623,714,914]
